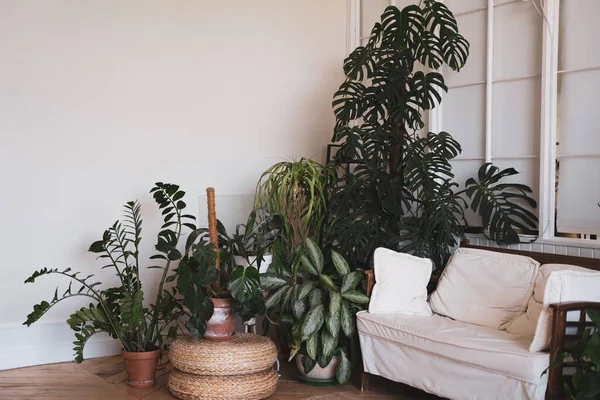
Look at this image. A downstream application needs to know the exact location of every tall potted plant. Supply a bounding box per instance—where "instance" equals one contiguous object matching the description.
[23,182,193,387]
[261,238,368,384]
[327,1,538,270]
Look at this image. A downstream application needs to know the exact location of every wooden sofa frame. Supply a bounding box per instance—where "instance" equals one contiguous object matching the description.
[360,242,600,400]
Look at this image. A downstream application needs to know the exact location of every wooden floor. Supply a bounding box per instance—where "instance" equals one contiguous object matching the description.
[0,355,438,399]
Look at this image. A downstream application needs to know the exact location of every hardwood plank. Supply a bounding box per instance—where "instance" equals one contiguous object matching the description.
[0,354,435,400]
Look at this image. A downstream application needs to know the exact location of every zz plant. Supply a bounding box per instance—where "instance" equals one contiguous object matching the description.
[24,183,193,362]
[261,238,368,384]
[327,1,537,269]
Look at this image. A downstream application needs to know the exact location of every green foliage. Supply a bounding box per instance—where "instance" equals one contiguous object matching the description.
[230,207,281,266]
[24,183,193,362]
[464,163,538,244]
[327,2,537,270]
[262,238,366,384]
[175,242,219,338]
[545,309,600,400]
[256,158,334,248]
[177,209,273,329]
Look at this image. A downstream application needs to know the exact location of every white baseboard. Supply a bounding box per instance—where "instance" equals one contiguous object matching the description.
[0,321,121,371]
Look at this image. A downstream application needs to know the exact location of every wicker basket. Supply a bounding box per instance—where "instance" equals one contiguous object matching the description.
[169,333,278,376]
[168,367,278,400]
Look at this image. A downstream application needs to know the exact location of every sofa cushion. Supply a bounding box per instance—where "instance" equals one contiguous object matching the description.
[368,248,432,315]
[429,247,539,329]
[357,311,549,384]
[507,264,600,351]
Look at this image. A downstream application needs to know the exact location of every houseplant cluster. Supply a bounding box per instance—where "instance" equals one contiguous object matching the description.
[22,0,542,391]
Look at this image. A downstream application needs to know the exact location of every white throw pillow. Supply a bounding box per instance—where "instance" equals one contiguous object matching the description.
[506,264,593,339]
[368,248,432,315]
[506,265,600,352]
[429,248,539,329]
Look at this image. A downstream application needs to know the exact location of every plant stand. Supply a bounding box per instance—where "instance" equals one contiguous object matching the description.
[168,333,278,400]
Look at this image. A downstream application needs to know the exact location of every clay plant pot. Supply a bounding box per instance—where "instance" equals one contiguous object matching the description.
[205,297,235,341]
[121,349,161,388]
[296,354,340,386]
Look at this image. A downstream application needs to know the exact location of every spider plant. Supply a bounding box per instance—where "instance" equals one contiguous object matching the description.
[256,158,334,248]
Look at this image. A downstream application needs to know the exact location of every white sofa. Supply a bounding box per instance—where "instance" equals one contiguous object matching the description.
[358,245,600,400]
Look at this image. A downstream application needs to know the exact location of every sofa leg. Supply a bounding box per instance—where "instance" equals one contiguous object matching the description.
[360,370,370,391]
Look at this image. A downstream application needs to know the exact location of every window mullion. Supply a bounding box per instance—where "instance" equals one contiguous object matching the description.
[538,0,560,241]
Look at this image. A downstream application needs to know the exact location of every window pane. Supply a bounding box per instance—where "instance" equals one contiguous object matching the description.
[492,77,541,158]
[556,157,600,234]
[443,85,486,158]
[451,160,484,227]
[559,0,600,71]
[558,70,600,156]
[446,0,486,15]
[442,10,487,87]
[493,1,542,80]
[491,158,540,221]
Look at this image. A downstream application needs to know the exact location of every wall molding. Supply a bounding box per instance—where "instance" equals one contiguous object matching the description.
[0,321,121,371]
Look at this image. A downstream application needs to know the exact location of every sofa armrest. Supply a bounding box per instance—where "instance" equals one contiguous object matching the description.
[546,301,600,400]
[549,301,600,312]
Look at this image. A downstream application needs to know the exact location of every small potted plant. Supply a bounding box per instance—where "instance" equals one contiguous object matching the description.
[231,207,282,274]
[544,309,600,399]
[23,183,194,387]
[261,238,368,384]
[174,189,266,340]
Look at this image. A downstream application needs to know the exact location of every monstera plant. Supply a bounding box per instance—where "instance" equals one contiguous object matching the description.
[327,1,537,270]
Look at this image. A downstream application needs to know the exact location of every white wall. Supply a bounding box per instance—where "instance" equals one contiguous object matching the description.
[0,0,346,369]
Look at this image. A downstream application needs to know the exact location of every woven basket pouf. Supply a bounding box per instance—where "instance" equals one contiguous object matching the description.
[169,333,278,376]
[168,366,278,400]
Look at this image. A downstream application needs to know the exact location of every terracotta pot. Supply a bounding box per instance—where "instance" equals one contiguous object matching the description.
[296,354,340,383]
[121,349,161,388]
[205,297,235,341]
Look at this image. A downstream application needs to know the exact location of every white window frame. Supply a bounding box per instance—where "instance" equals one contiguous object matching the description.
[346,0,600,249]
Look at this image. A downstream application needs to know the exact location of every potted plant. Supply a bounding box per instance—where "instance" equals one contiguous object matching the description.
[230,207,282,274]
[23,182,194,387]
[544,309,600,399]
[326,1,538,271]
[174,189,266,339]
[256,158,334,249]
[261,238,368,384]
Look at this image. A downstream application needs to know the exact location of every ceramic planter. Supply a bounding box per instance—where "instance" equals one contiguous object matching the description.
[205,297,235,341]
[295,354,340,385]
[121,349,161,388]
[233,254,272,274]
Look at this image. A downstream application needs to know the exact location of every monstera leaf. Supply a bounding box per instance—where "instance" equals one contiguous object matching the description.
[407,71,447,110]
[464,163,538,244]
[332,81,367,124]
[381,5,423,48]
[427,131,462,160]
[343,46,377,81]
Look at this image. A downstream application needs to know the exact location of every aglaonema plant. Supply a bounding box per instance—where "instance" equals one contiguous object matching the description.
[261,238,368,384]
[23,182,194,362]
